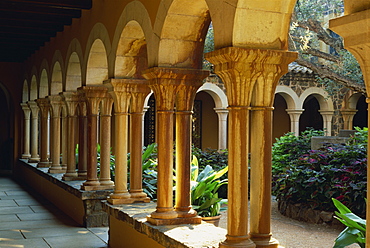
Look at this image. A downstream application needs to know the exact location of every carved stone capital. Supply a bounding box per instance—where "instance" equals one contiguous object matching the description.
[20,103,31,119]
[77,86,107,115]
[27,100,40,118]
[36,98,51,119]
[206,47,296,106]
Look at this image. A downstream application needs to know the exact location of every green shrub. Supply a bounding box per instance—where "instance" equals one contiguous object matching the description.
[273,127,368,217]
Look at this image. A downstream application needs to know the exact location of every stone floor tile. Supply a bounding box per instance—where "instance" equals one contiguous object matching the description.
[0,195,35,200]
[0,229,24,240]
[29,205,52,213]
[88,227,109,243]
[0,199,17,207]
[0,206,33,215]
[20,226,87,239]
[0,237,50,248]
[44,232,108,248]
[14,198,48,206]
[16,212,60,221]
[0,219,77,231]
[0,214,20,222]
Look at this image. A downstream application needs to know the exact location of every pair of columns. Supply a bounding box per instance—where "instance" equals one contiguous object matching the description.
[205,47,297,248]
[21,101,41,163]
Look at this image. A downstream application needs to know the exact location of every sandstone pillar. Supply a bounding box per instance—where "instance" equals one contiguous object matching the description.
[36,98,51,167]
[99,95,114,189]
[319,110,334,136]
[249,50,296,248]
[78,86,107,191]
[214,107,229,150]
[20,103,31,159]
[128,80,151,202]
[341,109,357,130]
[48,96,64,173]
[61,92,79,180]
[286,109,304,136]
[105,79,132,203]
[77,101,88,179]
[174,69,208,225]
[142,67,181,225]
[27,101,40,163]
[206,47,296,248]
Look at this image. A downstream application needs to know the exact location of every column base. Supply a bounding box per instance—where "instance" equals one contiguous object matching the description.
[99,180,115,187]
[62,173,79,181]
[147,215,201,226]
[219,238,256,248]
[22,154,31,159]
[37,161,50,168]
[175,208,198,218]
[129,190,148,199]
[250,234,279,248]
[48,166,66,174]
[28,157,40,163]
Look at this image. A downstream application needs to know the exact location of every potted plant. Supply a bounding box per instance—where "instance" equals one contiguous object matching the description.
[190,156,228,226]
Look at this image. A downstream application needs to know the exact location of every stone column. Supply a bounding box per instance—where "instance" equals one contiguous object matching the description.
[174,69,209,225]
[78,86,107,191]
[48,95,64,173]
[286,109,304,136]
[61,92,79,181]
[99,95,114,189]
[319,110,334,136]
[331,8,370,247]
[77,101,88,179]
[36,98,51,167]
[206,47,296,248]
[61,106,68,169]
[28,101,40,163]
[128,80,151,202]
[105,79,132,203]
[214,107,229,150]
[142,67,182,225]
[248,48,296,248]
[20,103,31,159]
[341,109,357,130]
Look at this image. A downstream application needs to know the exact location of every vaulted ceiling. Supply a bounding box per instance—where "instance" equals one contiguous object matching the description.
[0,0,92,63]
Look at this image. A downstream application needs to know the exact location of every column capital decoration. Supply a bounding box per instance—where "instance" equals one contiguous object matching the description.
[36,98,51,119]
[20,102,31,119]
[206,47,297,107]
[77,86,108,116]
[60,91,80,117]
[341,109,358,115]
[143,67,209,111]
[48,95,63,118]
[100,95,114,116]
[27,100,40,117]
[104,78,134,113]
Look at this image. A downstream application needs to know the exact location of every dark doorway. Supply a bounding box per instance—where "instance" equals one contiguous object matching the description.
[0,83,13,174]
[353,95,368,128]
[299,95,323,133]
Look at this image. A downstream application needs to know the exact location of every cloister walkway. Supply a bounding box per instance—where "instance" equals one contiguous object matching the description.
[0,176,355,248]
[0,177,108,248]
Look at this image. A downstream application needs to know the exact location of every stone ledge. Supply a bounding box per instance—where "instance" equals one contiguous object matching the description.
[104,202,227,248]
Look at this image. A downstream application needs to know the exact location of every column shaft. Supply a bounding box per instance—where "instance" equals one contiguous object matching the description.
[78,109,88,178]
[48,96,64,173]
[20,103,31,158]
[28,101,40,163]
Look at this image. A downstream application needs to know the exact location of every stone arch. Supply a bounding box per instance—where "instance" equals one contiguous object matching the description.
[29,75,38,101]
[39,69,49,98]
[113,20,148,78]
[275,85,299,110]
[346,92,364,109]
[66,52,82,91]
[51,62,63,95]
[65,39,83,91]
[154,0,211,68]
[298,87,334,111]
[110,1,153,75]
[197,82,228,108]
[22,80,29,103]
[84,23,111,85]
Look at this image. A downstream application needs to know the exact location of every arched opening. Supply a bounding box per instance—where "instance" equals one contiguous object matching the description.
[194,91,218,150]
[86,39,108,85]
[39,69,49,98]
[51,62,63,95]
[299,95,323,133]
[353,95,368,128]
[66,52,82,91]
[273,94,290,140]
[144,94,156,147]
[0,83,13,173]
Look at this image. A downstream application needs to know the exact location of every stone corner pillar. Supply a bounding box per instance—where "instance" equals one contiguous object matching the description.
[341,109,357,130]
[319,110,334,136]
[286,109,304,136]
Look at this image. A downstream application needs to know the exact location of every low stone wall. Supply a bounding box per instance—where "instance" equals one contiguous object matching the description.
[277,200,341,227]
[14,159,111,227]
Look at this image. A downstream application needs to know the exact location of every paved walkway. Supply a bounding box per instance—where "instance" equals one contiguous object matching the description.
[0,177,108,248]
[0,176,356,248]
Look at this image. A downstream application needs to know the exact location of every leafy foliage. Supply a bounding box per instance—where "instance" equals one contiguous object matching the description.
[332,198,366,248]
[190,156,228,217]
[273,128,368,217]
